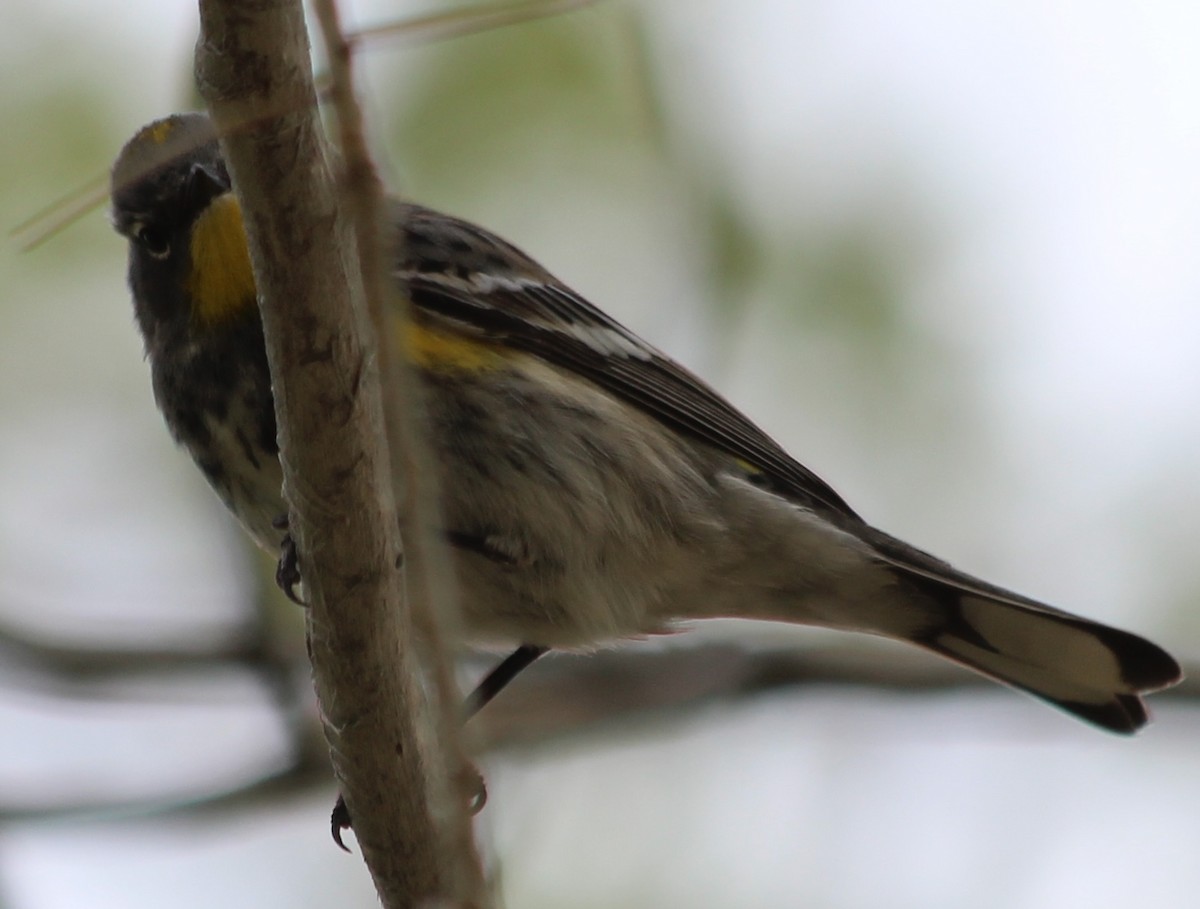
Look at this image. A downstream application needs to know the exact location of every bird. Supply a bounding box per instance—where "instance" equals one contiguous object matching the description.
[110,111,1181,739]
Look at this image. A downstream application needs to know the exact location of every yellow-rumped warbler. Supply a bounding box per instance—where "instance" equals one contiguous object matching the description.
[111,112,1180,733]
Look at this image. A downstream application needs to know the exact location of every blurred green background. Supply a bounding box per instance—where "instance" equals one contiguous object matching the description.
[1,1,1197,907]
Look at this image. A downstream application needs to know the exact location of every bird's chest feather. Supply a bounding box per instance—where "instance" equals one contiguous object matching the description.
[151,328,284,548]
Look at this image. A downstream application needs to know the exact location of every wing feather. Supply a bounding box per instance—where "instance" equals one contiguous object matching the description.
[396,204,857,518]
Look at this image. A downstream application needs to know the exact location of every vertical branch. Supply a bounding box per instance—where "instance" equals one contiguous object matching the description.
[194,1,485,906]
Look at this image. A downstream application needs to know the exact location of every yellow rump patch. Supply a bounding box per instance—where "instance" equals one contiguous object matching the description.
[186,193,258,326]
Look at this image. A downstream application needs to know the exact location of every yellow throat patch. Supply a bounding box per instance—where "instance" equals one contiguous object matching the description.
[186,193,258,326]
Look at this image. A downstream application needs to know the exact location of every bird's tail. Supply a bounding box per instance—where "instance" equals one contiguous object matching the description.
[914,588,1179,732]
[867,530,1183,733]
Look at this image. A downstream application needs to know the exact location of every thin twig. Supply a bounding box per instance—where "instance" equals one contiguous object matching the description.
[10,0,609,252]
[312,0,488,903]
[348,0,604,48]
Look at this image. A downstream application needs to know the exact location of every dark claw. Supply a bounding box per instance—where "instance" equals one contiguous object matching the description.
[326,646,547,847]
[331,795,352,852]
[275,532,304,605]
[465,765,488,814]
[329,770,485,850]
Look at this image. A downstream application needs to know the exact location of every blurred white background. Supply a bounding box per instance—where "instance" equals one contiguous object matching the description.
[0,1,1196,907]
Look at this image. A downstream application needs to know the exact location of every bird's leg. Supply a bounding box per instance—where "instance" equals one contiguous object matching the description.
[331,644,549,850]
[462,644,549,719]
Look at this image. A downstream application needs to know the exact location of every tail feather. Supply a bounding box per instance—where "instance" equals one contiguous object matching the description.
[922,597,1171,733]
[866,529,1183,733]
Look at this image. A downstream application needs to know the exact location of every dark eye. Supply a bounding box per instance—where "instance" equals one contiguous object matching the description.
[132,221,171,259]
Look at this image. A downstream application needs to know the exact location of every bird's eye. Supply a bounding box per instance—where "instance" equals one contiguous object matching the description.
[132,222,171,259]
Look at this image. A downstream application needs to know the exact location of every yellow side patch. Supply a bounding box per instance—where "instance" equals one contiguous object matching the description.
[186,193,258,326]
[734,457,763,476]
[401,322,506,373]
